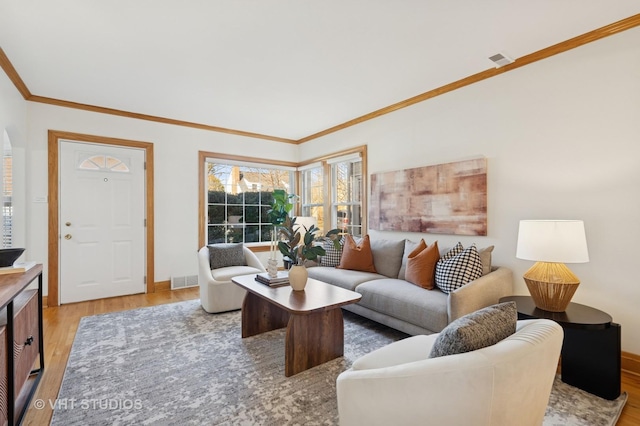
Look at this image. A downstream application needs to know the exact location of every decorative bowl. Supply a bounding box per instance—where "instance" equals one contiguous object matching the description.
[0,248,26,267]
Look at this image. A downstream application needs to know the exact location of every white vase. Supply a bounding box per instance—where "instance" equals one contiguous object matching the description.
[289,265,308,291]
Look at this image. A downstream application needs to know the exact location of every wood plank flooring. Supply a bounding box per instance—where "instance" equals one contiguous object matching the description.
[21,287,640,425]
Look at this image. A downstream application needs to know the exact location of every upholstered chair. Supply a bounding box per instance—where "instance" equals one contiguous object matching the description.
[337,319,563,426]
[198,245,265,313]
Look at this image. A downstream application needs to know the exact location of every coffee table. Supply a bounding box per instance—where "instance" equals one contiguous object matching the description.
[232,275,362,377]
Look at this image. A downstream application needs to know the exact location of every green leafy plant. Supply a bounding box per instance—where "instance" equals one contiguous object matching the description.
[267,189,296,226]
[277,216,341,265]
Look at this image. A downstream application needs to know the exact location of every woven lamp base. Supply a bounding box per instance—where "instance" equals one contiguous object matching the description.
[523,262,580,312]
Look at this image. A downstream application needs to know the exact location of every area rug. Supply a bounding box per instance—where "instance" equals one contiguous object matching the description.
[51,300,627,425]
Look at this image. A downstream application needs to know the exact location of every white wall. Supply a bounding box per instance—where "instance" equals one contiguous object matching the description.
[300,27,640,354]
[25,103,297,291]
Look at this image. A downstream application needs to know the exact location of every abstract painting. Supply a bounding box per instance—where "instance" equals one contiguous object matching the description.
[369,158,487,235]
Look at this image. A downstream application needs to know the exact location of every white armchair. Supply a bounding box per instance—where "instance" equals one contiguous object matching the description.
[337,319,563,426]
[198,245,266,313]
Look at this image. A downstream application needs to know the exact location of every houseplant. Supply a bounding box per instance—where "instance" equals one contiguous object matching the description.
[266,189,296,276]
[277,215,341,290]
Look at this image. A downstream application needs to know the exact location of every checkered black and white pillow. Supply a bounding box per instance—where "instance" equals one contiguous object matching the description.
[435,243,483,294]
[319,236,345,267]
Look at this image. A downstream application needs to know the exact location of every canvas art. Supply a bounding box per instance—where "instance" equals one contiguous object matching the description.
[369,158,487,236]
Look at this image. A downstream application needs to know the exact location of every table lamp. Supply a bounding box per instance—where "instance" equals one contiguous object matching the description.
[516,220,589,312]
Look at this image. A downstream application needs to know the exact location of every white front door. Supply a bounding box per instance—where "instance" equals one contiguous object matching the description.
[59,141,146,304]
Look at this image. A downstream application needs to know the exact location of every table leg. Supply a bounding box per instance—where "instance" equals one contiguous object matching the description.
[285,308,344,377]
[241,292,289,338]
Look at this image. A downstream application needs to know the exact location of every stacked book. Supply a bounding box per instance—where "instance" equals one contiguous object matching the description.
[255,271,290,287]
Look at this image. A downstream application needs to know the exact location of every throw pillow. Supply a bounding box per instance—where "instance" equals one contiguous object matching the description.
[479,245,494,276]
[441,242,463,261]
[435,244,483,294]
[405,239,439,290]
[319,235,345,267]
[429,301,517,358]
[337,235,377,273]
[397,239,421,280]
[208,243,247,269]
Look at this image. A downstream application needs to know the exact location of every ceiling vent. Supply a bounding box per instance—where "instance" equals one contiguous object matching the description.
[489,52,515,68]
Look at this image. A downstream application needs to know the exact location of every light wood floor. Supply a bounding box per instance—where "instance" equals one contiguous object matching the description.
[22,287,640,425]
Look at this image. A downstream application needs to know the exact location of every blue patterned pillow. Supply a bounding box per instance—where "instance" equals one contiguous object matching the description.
[429,302,517,358]
[208,243,246,269]
[435,243,483,294]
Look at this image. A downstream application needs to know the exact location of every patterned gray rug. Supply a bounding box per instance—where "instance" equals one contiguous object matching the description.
[52,300,627,425]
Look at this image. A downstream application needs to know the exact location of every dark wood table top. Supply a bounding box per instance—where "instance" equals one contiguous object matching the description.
[232,274,361,315]
[0,264,43,311]
[500,295,613,330]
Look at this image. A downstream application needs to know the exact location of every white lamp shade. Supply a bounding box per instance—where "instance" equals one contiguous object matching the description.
[516,220,589,263]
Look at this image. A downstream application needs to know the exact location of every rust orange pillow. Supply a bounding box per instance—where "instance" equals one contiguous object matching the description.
[405,239,439,289]
[337,235,377,273]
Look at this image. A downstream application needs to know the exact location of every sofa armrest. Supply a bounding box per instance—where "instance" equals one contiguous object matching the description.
[447,266,514,322]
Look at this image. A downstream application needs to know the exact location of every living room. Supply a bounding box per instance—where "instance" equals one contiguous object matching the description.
[1,3,639,424]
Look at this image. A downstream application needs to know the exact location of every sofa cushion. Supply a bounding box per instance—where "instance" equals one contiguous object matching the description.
[397,239,420,280]
[211,265,262,281]
[337,235,377,273]
[479,245,494,276]
[405,240,439,290]
[307,266,385,291]
[356,279,449,332]
[441,241,463,260]
[319,235,345,267]
[370,238,405,278]
[435,244,483,294]
[429,301,517,358]
[208,243,246,269]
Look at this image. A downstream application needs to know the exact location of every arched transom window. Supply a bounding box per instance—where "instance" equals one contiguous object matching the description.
[78,154,130,172]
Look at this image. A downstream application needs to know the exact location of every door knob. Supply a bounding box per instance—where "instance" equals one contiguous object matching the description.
[65,222,71,226]
[64,234,72,240]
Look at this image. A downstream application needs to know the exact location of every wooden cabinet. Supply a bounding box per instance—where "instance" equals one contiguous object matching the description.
[0,265,44,425]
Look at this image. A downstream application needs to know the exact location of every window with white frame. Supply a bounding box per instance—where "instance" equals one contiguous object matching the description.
[300,151,364,237]
[300,163,324,232]
[330,154,363,236]
[205,159,296,245]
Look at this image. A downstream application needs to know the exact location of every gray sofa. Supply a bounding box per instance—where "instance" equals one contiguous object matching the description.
[307,238,514,335]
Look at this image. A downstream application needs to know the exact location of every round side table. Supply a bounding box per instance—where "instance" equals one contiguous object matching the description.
[500,295,621,400]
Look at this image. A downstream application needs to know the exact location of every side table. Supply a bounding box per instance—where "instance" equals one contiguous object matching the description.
[500,295,621,400]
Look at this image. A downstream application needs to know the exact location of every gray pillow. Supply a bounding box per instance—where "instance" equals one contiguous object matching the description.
[208,243,247,269]
[397,239,420,280]
[370,239,405,278]
[429,301,517,358]
[479,245,494,276]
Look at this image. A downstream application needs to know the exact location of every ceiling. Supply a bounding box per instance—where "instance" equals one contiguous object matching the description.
[1,1,639,142]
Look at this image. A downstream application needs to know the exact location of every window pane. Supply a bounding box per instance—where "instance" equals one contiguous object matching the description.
[208,225,226,244]
[208,205,225,224]
[306,206,324,234]
[206,160,295,245]
[244,206,259,224]
[244,225,260,243]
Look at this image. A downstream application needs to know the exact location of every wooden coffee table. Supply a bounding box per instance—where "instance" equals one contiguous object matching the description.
[232,274,362,377]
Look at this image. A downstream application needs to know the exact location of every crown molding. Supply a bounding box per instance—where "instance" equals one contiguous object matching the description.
[0,47,32,99]
[297,13,640,143]
[29,95,297,144]
[3,13,640,145]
